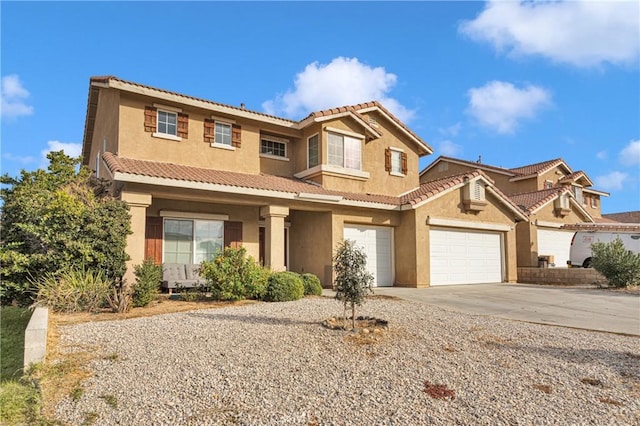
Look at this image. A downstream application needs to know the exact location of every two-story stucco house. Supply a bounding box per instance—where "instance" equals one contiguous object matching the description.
[420,156,609,268]
[82,77,528,288]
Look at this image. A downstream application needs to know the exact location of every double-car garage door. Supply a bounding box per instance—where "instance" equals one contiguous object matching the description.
[430,228,503,286]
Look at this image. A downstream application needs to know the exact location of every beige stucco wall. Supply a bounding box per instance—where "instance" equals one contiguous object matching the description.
[420,162,515,194]
[288,210,334,287]
[89,88,120,178]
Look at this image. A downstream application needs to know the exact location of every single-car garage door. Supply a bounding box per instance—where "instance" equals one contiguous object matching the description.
[343,225,393,287]
[430,228,503,285]
[537,229,574,267]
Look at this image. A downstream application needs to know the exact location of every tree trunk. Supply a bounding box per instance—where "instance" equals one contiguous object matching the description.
[351,304,356,329]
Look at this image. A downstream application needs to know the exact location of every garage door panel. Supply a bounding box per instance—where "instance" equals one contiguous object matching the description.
[344,225,393,287]
[430,228,503,285]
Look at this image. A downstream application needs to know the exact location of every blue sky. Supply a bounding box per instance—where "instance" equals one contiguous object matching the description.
[2,1,639,214]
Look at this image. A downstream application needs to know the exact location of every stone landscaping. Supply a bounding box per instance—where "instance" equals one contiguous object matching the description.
[53,297,639,425]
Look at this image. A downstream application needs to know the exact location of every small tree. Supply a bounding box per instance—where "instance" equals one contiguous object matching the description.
[591,238,640,288]
[333,239,374,329]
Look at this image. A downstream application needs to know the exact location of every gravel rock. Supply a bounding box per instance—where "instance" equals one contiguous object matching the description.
[54,297,640,425]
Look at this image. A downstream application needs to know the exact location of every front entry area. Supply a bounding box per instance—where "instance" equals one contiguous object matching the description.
[429,228,503,285]
[343,225,393,287]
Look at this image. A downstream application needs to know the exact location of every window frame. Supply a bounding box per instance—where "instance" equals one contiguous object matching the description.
[213,121,233,147]
[307,133,319,169]
[327,131,362,171]
[260,136,289,161]
[162,218,224,264]
[390,148,404,176]
[156,109,178,137]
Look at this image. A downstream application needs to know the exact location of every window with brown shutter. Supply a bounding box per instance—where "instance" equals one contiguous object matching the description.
[224,221,243,248]
[384,148,391,171]
[204,118,215,143]
[232,124,242,148]
[144,106,157,132]
[177,113,189,139]
[401,152,408,175]
[144,217,163,264]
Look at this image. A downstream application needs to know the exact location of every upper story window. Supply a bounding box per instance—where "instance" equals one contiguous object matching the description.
[157,110,178,136]
[544,180,553,189]
[308,134,319,168]
[573,186,584,204]
[215,122,232,146]
[144,105,188,140]
[261,137,287,158]
[385,148,407,176]
[328,132,361,170]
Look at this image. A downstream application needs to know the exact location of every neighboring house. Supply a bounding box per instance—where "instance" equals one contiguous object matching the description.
[82,76,528,287]
[602,211,640,223]
[420,156,609,267]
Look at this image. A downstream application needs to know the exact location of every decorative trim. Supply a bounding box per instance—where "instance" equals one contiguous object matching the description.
[535,220,565,229]
[427,216,512,232]
[210,142,236,151]
[296,193,343,202]
[152,132,181,142]
[210,115,236,124]
[153,103,182,113]
[160,210,229,221]
[324,126,365,140]
[294,164,370,180]
[259,154,289,162]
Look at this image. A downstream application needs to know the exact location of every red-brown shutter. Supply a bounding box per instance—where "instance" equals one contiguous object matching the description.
[204,118,215,143]
[177,113,189,139]
[401,152,408,175]
[144,217,163,264]
[384,148,391,172]
[144,106,157,132]
[232,124,242,148]
[224,221,243,248]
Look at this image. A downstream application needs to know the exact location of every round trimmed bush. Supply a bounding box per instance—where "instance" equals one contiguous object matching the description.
[301,273,323,296]
[263,271,304,302]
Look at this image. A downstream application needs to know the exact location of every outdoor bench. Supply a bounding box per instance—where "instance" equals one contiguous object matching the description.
[161,263,206,295]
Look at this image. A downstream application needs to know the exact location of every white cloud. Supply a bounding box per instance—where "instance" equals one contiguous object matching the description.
[1,74,34,119]
[2,152,36,165]
[262,57,415,122]
[438,122,461,137]
[595,171,628,191]
[40,141,82,167]
[466,80,551,134]
[459,0,640,68]
[596,150,607,160]
[619,139,640,166]
[438,140,463,157]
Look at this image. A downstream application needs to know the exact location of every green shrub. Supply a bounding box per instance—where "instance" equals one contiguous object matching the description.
[591,238,640,288]
[263,271,304,302]
[301,273,323,296]
[132,259,162,307]
[34,267,111,313]
[201,247,269,301]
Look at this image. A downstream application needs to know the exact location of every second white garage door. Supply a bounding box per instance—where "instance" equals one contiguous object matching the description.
[343,225,393,287]
[537,229,574,267]
[430,228,503,285]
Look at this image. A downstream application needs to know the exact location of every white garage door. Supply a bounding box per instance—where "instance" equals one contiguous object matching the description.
[537,229,574,267]
[430,228,503,285]
[343,225,393,287]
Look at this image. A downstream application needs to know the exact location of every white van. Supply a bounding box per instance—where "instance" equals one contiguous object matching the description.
[568,231,640,268]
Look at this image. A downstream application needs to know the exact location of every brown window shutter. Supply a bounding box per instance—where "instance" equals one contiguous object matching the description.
[144,217,163,264]
[203,118,215,143]
[401,152,408,175]
[232,124,242,148]
[177,113,189,139]
[224,221,243,248]
[144,106,157,133]
[384,148,391,172]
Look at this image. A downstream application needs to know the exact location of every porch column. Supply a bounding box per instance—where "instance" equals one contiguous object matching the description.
[121,191,152,283]
[260,205,289,271]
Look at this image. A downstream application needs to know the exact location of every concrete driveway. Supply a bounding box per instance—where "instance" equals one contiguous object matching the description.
[367,283,640,336]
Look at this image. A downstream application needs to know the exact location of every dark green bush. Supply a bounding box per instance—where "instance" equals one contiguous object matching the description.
[591,238,640,288]
[132,259,162,307]
[34,267,111,313]
[263,271,304,302]
[201,247,269,301]
[301,273,323,296]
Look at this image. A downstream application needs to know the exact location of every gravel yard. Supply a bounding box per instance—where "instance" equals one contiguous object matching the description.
[55,297,639,425]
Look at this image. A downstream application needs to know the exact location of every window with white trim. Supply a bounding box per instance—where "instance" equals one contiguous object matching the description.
[308,134,319,168]
[215,122,232,146]
[164,219,223,263]
[573,186,584,204]
[391,150,403,175]
[544,180,553,189]
[260,138,287,157]
[157,110,178,136]
[328,132,361,170]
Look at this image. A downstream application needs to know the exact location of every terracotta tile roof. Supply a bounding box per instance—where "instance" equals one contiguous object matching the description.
[509,158,568,176]
[102,153,400,206]
[90,76,297,124]
[401,170,484,205]
[423,156,516,177]
[602,211,640,223]
[509,188,568,214]
[594,216,620,223]
[562,223,640,232]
